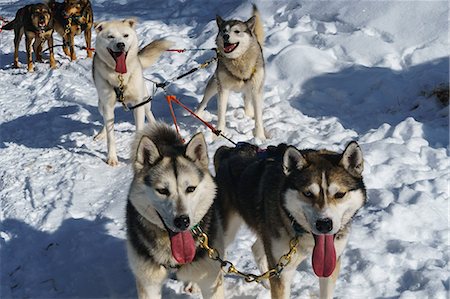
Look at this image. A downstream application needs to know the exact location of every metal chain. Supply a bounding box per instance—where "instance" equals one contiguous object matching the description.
[116,74,129,111]
[191,227,299,284]
[65,18,72,34]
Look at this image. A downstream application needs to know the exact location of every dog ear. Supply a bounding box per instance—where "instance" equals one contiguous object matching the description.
[216,15,224,27]
[283,146,307,175]
[340,141,364,177]
[246,15,256,32]
[94,21,104,32]
[122,18,136,28]
[185,133,209,169]
[135,136,161,169]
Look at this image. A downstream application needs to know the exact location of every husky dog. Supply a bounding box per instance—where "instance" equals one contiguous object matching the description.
[3,3,56,72]
[214,142,366,299]
[195,5,266,139]
[48,0,94,60]
[127,122,224,299]
[92,19,172,166]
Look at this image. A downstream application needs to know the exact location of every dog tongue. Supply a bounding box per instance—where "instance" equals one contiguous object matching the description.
[114,52,127,74]
[170,230,196,264]
[312,234,336,277]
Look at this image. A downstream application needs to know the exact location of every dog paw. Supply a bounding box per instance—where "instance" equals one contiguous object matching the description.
[244,107,255,118]
[106,156,119,166]
[254,129,266,140]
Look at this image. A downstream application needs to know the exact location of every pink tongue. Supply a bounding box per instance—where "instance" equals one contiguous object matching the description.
[170,231,196,264]
[312,234,336,277]
[114,52,127,74]
[224,44,236,53]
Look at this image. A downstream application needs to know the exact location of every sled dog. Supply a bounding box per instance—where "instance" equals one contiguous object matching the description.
[92,19,172,165]
[48,0,94,60]
[196,5,266,139]
[126,122,224,299]
[3,3,56,71]
[214,142,366,299]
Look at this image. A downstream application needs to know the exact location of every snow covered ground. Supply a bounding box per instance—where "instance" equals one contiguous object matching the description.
[0,0,448,298]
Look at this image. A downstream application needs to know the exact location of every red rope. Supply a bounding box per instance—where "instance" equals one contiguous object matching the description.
[165,94,223,143]
[165,95,185,143]
[166,49,186,53]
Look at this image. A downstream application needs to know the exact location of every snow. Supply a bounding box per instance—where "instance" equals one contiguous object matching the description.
[0,0,449,298]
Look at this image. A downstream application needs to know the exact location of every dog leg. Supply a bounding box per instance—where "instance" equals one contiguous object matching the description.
[133,106,145,132]
[69,32,77,61]
[94,126,106,141]
[252,87,266,140]
[13,27,23,68]
[144,103,156,124]
[216,87,230,134]
[191,261,224,299]
[47,35,57,69]
[25,33,34,72]
[101,102,118,166]
[33,38,43,62]
[127,244,167,299]
[63,34,71,57]
[243,88,255,118]
[252,238,270,289]
[84,24,93,58]
[319,257,341,299]
[195,77,217,116]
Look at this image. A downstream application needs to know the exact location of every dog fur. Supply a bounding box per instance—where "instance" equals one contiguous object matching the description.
[126,122,224,299]
[214,142,366,299]
[92,19,172,166]
[195,5,266,140]
[3,3,56,72]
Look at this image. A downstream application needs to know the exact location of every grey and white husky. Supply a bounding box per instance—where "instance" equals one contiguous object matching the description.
[214,142,366,299]
[196,5,266,140]
[126,122,224,299]
[92,19,172,166]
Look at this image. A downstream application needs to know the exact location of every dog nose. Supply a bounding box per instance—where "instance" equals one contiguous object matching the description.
[316,218,333,233]
[116,42,125,51]
[223,34,230,41]
[173,215,190,231]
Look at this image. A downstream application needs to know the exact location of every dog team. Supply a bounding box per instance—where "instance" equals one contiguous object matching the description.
[5,2,367,299]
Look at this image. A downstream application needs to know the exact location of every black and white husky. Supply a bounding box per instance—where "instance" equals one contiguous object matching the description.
[126,122,224,299]
[214,142,367,299]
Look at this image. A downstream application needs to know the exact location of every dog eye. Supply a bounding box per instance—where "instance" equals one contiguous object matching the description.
[303,191,314,198]
[107,35,114,39]
[186,186,196,193]
[234,30,240,34]
[123,34,129,38]
[334,192,346,199]
[156,188,170,196]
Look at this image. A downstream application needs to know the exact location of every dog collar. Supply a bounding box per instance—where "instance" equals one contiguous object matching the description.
[282,206,306,236]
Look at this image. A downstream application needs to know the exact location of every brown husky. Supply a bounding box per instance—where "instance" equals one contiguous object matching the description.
[3,3,56,72]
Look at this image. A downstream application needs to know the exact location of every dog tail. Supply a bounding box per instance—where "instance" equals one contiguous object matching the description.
[252,4,264,46]
[138,39,173,69]
[2,18,16,30]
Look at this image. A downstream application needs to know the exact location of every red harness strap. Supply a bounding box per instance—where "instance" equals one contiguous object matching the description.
[165,94,221,143]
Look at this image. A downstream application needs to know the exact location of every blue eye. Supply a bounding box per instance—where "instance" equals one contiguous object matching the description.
[303,191,314,198]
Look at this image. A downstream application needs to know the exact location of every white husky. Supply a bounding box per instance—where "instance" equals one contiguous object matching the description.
[92,19,172,165]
